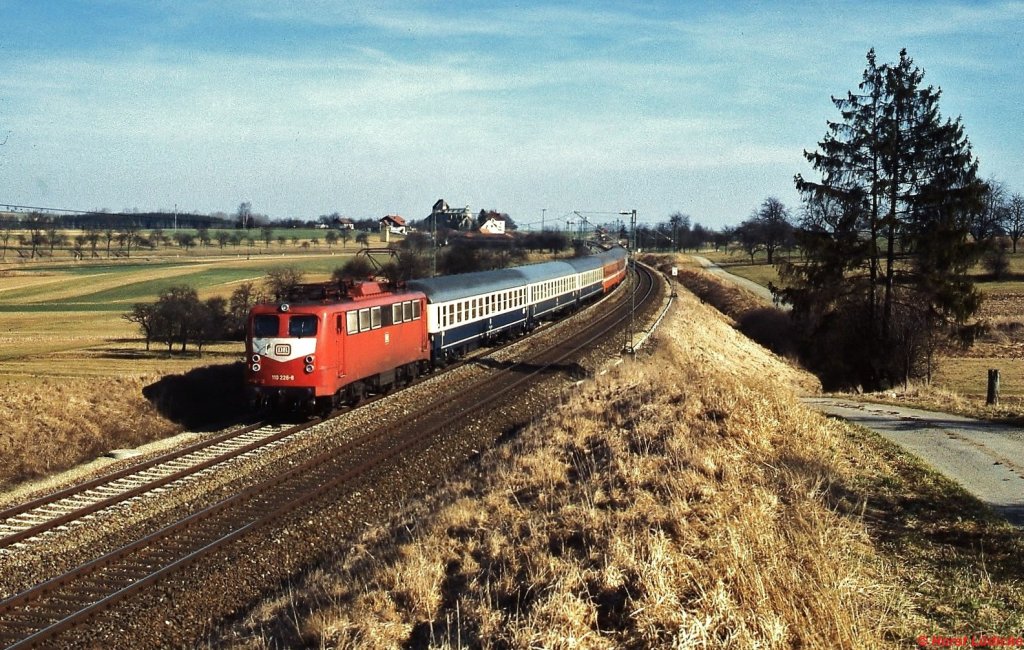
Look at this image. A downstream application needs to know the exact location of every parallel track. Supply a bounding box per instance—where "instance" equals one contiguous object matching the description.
[0,262,661,649]
[0,422,306,549]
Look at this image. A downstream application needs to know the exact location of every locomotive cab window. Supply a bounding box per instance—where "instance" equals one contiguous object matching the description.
[289,315,318,338]
[253,315,279,337]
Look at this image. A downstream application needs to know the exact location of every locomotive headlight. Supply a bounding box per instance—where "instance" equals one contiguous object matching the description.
[304,364,315,374]
[252,363,262,372]
[304,355,315,364]
[252,354,261,363]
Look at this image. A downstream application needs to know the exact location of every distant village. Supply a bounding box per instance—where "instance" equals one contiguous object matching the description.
[322,199,516,243]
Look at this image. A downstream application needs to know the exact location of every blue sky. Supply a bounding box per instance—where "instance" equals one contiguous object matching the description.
[1,1,1021,229]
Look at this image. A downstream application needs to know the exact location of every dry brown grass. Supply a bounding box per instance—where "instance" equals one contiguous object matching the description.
[651,263,766,324]
[225,289,927,648]
[0,374,180,488]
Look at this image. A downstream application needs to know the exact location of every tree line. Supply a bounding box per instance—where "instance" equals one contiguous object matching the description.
[0,215,378,261]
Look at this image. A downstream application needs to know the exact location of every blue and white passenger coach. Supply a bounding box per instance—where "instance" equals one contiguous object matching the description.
[406,246,627,363]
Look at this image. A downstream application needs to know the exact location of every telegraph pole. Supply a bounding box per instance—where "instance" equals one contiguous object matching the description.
[620,209,637,354]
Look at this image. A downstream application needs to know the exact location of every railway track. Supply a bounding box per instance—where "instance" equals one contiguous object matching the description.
[0,422,307,549]
[0,262,662,649]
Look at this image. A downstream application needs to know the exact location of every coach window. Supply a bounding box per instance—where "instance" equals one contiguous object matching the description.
[358,308,371,332]
[253,315,279,337]
[393,303,403,324]
[289,315,318,338]
[371,306,382,329]
[346,311,359,335]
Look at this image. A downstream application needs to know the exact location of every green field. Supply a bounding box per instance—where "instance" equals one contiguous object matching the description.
[0,250,361,379]
[0,257,350,310]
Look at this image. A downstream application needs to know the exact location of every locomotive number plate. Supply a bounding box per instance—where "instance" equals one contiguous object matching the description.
[271,374,295,381]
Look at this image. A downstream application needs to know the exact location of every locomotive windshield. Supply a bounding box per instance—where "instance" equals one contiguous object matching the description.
[253,315,279,337]
[289,315,319,337]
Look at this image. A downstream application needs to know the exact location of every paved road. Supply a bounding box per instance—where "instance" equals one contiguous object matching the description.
[688,254,1024,526]
[805,397,1024,526]
[689,255,778,305]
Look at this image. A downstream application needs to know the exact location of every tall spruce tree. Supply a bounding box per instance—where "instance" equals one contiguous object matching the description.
[781,49,986,390]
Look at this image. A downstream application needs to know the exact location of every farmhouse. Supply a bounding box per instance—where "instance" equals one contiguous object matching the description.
[380,215,407,235]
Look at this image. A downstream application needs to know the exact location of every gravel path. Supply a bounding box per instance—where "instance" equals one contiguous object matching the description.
[804,397,1024,526]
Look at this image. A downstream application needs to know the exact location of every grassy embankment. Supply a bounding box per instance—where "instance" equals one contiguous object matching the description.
[0,250,352,490]
[221,258,1023,648]
[700,248,1024,415]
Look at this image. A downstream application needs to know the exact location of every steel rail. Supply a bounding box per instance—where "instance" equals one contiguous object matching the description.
[0,421,266,524]
[0,422,314,549]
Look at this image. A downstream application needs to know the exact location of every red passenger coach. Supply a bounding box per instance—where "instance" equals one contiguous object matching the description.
[600,250,628,291]
[245,283,430,412]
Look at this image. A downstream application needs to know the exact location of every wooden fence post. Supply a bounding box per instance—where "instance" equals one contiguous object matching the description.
[987,368,1000,406]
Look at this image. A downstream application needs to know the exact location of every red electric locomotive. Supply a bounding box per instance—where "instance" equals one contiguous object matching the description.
[245,281,430,412]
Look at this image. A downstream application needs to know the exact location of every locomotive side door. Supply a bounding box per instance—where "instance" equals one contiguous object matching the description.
[334,312,346,379]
